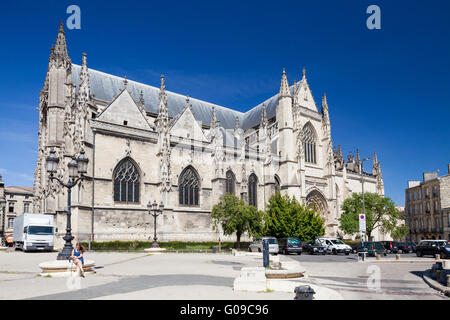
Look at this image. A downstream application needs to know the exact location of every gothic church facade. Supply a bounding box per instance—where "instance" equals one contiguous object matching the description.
[34,24,385,246]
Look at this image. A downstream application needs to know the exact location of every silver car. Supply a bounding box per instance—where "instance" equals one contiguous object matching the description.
[248,237,279,255]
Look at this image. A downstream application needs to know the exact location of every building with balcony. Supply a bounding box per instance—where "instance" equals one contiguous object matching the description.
[405,165,450,241]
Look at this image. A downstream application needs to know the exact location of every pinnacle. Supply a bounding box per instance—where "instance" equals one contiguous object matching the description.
[279,68,290,98]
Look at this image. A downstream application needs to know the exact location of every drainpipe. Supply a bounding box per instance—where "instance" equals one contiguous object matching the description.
[91,131,96,247]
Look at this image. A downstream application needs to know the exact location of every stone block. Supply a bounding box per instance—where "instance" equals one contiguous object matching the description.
[233,267,267,292]
[442,260,450,270]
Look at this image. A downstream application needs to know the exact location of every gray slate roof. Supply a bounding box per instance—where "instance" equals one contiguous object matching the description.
[71,64,294,131]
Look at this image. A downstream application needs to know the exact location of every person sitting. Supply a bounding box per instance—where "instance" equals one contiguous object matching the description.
[71,242,86,278]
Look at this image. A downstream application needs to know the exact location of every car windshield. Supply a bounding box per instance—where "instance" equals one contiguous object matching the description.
[266,238,277,244]
[288,239,301,245]
[331,239,344,244]
[28,226,53,235]
[313,241,322,246]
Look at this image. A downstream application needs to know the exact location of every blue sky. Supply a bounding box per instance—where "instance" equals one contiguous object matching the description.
[0,0,449,206]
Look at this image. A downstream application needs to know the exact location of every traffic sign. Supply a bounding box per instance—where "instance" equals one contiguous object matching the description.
[359,214,366,233]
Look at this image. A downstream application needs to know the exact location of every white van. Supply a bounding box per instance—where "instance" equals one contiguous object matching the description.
[317,237,351,255]
[248,237,279,255]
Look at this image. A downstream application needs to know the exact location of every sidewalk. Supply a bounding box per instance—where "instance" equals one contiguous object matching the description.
[0,251,294,300]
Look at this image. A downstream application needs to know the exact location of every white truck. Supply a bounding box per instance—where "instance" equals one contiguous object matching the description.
[13,214,54,252]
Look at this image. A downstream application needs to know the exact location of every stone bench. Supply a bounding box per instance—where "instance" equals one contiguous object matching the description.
[38,259,95,277]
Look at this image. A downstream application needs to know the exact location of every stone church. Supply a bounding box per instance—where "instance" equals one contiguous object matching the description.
[33,23,385,247]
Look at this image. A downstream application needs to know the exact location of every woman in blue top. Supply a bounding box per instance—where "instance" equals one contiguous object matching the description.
[71,242,85,278]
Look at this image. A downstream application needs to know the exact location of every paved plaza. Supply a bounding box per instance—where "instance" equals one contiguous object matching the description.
[0,250,448,300]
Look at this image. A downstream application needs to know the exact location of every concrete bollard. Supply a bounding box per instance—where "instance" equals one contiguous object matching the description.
[435,254,440,260]
[376,254,381,260]
[395,254,400,260]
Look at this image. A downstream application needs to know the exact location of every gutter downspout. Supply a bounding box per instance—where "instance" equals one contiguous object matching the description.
[91,131,96,247]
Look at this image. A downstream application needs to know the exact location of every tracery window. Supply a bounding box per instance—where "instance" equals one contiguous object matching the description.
[248,173,258,207]
[113,158,140,203]
[226,170,235,195]
[179,166,200,206]
[302,124,316,164]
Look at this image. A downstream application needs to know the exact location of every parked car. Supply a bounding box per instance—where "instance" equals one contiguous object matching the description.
[378,241,398,253]
[407,242,417,253]
[248,237,279,255]
[394,242,411,254]
[303,240,326,255]
[317,237,351,255]
[278,238,302,255]
[416,240,450,259]
[355,242,387,257]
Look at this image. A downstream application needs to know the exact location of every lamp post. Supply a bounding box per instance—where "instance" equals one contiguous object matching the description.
[0,198,6,247]
[360,157,372,242]
[46,149,88,260]
[147,200,164,248]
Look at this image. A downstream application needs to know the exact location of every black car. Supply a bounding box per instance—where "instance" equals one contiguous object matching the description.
[278,238,302,255]
[378,241,398,253]
[416,240,450,259]
[303,240,326,255]
[394,242,411,254]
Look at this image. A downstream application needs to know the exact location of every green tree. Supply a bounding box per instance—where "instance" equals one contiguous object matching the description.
[211,193,264,248]
[264,193,325,241]
[339,192,402,240]
[390,224,409,241]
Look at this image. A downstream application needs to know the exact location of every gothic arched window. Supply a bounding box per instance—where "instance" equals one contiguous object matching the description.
[226,170,235,195]
[113,158,140,203]
[274,175,281,194]
[179,166,200,206]
[302,124,317,164]
[248,173,258,207]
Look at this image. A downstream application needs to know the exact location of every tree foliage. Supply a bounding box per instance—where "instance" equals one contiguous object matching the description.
[211,193,264,246]
[391,224,409,241]
[263,193,325,241]
[339,192,402,240]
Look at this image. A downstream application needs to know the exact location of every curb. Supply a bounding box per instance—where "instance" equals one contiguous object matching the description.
[360,259,436,264]
[422,269,450,297]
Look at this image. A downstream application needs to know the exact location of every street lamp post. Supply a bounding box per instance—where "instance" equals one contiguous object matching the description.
[0,198,6,247]
[360,157,372,242]
[147,200,164,248]
[46,149,89,260]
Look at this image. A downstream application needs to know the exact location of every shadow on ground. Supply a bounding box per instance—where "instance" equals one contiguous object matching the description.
[27,274,234,300]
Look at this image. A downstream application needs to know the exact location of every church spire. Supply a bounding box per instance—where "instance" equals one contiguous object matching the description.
[210,106,219,130]
[260,103,268,129]
[372,151,380,176]
[279,68,291,98]
[322,93,329,123]
[235,116,240,131]
[156,75,169,131]
[55,21,68,58]
[78,52,90,106]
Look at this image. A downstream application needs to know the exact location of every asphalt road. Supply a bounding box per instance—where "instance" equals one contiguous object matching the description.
[287,252,419,262]
[287,252,448,300]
